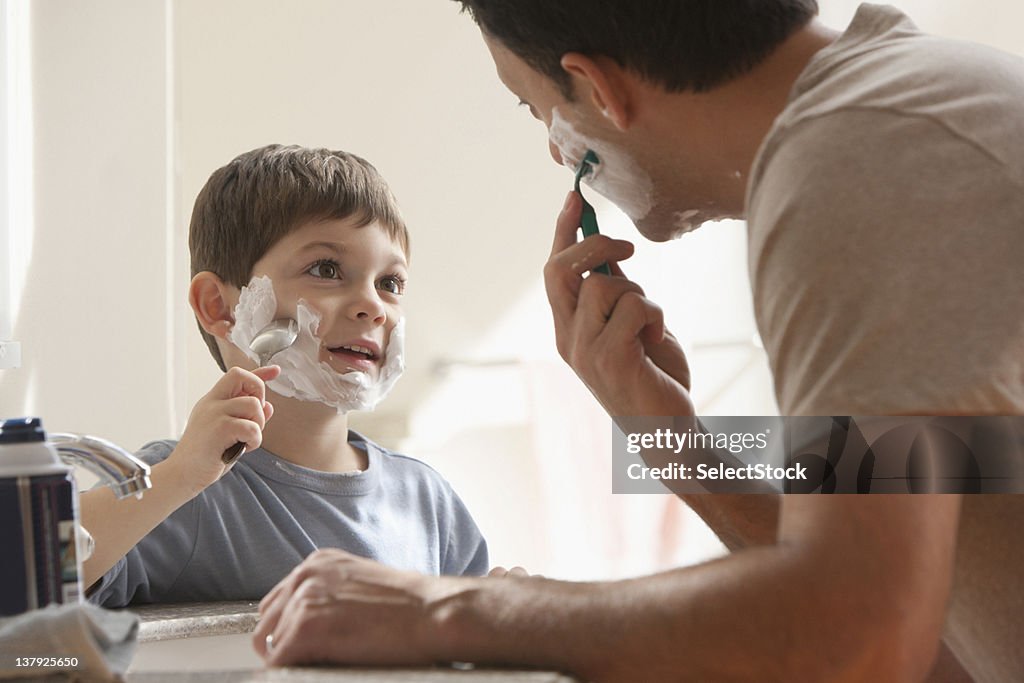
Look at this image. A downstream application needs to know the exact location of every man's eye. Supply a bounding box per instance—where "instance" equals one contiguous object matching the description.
[379,275,405,295]
[517,99,539,120]
[308,259,340,279]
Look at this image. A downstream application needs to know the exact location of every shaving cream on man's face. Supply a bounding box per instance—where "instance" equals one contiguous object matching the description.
[549,108,712,239]
[228,275,404,413]
[549,108,655,223]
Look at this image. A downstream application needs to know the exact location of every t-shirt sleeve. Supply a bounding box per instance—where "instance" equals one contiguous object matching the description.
[748,109,1024,415]
[441,487,489,577]
[86,440,201,607]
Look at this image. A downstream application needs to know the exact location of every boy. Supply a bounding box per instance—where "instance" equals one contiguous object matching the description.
[82,144,488,606]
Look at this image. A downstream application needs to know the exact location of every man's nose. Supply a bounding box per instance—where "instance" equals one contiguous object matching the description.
[548,139,564,166]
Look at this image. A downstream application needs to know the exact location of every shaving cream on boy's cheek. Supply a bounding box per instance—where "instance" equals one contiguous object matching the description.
[228,275,405,413]
[549,107,655,223]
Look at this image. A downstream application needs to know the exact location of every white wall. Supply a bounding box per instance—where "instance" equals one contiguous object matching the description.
[3,1,1023,579]
[0,0,179,448]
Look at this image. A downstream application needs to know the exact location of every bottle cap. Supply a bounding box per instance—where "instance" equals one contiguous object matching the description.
[0,417,67,476]
[0,417,46,444]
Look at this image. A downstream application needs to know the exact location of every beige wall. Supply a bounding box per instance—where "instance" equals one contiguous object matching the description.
[0,0,180,448]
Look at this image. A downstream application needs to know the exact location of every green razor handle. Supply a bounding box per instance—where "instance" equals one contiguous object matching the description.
[574,150,611,276]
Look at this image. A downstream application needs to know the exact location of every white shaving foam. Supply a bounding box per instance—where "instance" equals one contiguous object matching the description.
[548,107,655,222]
[228,275,404,413]
[673,209,703,234]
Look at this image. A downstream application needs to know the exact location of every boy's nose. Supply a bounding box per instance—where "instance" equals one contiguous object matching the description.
[348,291,387,324]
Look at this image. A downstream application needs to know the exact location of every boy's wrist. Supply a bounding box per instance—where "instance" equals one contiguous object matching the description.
[153,453,205,501]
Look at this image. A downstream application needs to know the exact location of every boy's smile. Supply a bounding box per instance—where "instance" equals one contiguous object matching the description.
[246,216,408,381]
[324,337,382,374]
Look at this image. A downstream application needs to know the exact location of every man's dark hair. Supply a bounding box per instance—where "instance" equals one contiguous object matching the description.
[454,0,819,97]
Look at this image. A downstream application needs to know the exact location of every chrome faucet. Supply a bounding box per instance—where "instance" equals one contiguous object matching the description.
[50,433,152,498]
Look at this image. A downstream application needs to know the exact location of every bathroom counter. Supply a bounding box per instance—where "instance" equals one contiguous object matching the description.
[127,670,576,682]
[126,602,577,682]
[132,601,260,642]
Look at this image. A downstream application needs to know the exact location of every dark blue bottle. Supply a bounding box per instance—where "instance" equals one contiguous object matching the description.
[0,417,82,616]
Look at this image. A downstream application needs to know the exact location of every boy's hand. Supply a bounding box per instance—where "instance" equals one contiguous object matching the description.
[171,365,280,495]
[487,565,531,578]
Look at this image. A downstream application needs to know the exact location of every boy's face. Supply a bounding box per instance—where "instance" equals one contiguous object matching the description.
[236,217,408,381]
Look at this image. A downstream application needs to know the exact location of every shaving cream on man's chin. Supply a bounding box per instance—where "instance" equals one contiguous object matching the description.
[229,275,405,413]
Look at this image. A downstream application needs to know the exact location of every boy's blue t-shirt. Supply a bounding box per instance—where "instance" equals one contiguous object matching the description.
[89,431,488,607]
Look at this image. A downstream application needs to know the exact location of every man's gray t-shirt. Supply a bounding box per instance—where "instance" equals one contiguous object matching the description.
[746,5,1024,682]
[89,432,488,607]
[748,3,1024,416]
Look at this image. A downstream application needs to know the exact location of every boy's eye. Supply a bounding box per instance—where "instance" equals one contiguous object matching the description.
[308,259,341,279]
[378,275,406,295]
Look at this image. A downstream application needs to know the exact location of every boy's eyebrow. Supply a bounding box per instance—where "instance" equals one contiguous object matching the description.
[299,240,409,270]
[299,240,347,256]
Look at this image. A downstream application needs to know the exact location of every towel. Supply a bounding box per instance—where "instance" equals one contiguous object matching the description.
[0,604,138,680]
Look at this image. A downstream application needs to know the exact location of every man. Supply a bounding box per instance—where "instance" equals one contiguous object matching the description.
[255,2,1023,680]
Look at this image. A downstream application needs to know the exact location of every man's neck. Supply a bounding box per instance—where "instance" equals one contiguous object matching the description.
[646,19,842,215]
[258,393,368,473]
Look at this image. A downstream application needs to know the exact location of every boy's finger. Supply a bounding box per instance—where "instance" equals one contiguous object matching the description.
[212,367,269,402]
[254,364,282,381]
[224,396,269,429]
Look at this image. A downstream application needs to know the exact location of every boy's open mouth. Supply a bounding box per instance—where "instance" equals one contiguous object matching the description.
[326,343,380,369]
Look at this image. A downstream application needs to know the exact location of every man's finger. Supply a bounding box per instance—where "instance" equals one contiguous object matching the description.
[604,292,666,348]
[255,569,301,655]
[545,237,635,325]
[550,191,583,257]
[575,276,647,344]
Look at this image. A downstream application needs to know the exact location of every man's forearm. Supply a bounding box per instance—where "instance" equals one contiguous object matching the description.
[428,545,931,682]
[425,495,956,682]
[679,493,780,550]
[677,493,972,682]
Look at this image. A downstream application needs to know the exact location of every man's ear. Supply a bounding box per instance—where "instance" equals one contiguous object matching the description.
[189,271,235,339]
[560,52,634,130]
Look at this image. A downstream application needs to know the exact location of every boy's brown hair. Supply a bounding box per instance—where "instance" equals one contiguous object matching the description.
[189,144,409,371]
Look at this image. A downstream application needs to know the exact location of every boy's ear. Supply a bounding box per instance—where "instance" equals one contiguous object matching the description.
[189,271,235,339]
[560,52,634,131]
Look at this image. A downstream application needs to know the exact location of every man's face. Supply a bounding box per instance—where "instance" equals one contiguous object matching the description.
[238,217,408,382]
[483,33,736,241]
[482,33,570,166]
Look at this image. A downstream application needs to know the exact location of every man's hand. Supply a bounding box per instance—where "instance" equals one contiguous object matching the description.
[170,365,280,494]
[254,549,445,667]
[544,192,694,417]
